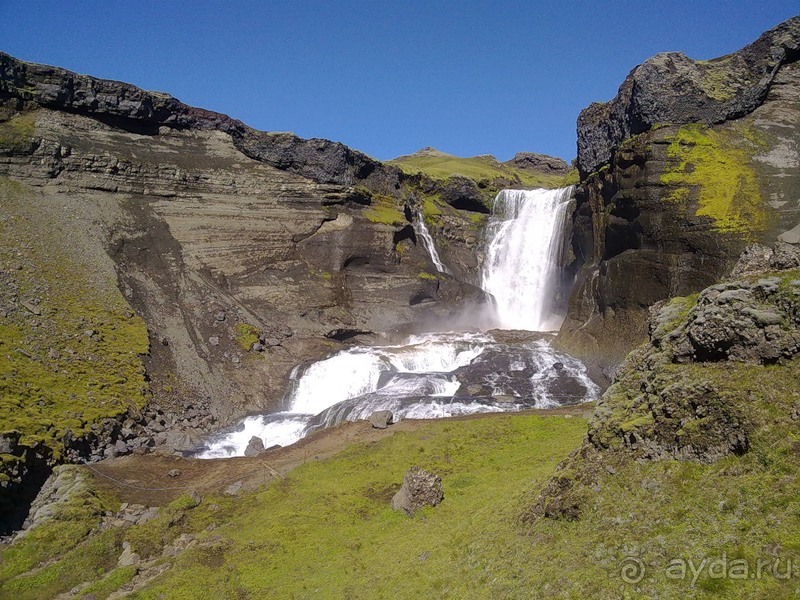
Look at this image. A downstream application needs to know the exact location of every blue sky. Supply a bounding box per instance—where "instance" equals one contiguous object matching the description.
[1,1,797,162]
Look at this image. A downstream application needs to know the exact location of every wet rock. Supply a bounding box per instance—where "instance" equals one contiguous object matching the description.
[390,467,444,516]
[369,410,393,429]
[244,436,265,457]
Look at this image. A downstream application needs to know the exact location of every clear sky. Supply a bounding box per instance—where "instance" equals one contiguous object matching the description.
[1,1,797,162]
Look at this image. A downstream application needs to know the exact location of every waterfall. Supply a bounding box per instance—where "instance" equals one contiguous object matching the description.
[481,187,573,331]
[414,212,450,274]
[196,185,599,459]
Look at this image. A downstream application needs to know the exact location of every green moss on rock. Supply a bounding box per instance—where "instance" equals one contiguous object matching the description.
[661,124,766,236]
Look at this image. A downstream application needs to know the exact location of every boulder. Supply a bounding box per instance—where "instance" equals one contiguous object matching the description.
[390,467,444,516]
[224,481,243,496]
[244,436,265,457]
[368,410,393,429]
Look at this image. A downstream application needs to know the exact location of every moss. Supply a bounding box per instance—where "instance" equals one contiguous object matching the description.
[79,565,137,599]
[0,179,150,462]
[234,323,260,352]
[420,195,444,224]
[661,124,766,236]
[362,194,405,226]
[0,112,36,150]
[417,272,438,281]
[560,168,580,186]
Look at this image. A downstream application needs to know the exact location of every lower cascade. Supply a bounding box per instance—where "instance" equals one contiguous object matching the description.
[199,187,597,458]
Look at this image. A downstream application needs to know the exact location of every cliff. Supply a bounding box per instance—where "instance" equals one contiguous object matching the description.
[0,51,493,527]
[559,16,800,373]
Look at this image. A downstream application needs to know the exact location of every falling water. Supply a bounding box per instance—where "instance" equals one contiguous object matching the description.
[481,187,573,331]
[414,212,450,274]
[197,186,597,459]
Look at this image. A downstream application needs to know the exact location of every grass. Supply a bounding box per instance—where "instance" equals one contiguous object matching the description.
[0,414,588,599]
[0,179,150,469]
[0,112,36,151]
[660,124,766,236]
[390,151,568,190]
[362,194,406,226]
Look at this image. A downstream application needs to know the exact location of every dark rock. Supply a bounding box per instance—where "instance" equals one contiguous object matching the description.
[0,432,19,454]
[390,466,444,516]
[503,152,570,175]
[244,436,265,457]
[368,410,393,429]
[439,175,490,213]
[576,17,800,176]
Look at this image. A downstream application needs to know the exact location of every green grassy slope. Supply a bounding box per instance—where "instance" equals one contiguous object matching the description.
[0,414,587,599]
[389,149,576,190]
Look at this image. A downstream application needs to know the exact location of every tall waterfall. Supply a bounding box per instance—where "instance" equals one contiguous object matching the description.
[414,212,450,274]
[481,187,573,331]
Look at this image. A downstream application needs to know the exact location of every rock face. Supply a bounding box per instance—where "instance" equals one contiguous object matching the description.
[530,259,800,522]
[503,152,570,175]
[0,51,491,514]
[390,466,444,516]
[559,17,800,372]
[576,17,800,177]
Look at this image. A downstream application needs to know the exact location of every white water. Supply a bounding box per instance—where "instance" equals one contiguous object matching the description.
[481,187,573,331]
[198,187,597,459]
[414,212,450,274]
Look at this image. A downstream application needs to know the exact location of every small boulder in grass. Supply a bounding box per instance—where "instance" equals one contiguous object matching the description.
[390,466,444,516]
[369,410,394,429]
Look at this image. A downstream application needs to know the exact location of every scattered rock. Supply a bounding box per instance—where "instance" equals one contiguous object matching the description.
[20,300,41,315]
[214,311,226,322]
[369,410,393,429]
[167,469,182,478]
[117,541,140,567]
[224,481,243,496]
[208,335,220,346]
[390,467,444,516]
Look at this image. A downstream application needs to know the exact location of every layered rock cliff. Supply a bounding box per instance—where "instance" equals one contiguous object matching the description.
[558,16,800,372]
[0,52,496,526]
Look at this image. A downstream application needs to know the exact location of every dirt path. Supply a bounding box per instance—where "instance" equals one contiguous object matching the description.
[86,406,592,506]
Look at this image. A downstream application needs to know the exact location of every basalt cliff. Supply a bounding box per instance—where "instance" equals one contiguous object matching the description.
[558,16,800,370]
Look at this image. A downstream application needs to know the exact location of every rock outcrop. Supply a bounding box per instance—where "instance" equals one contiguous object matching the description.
[390,466,444,516]
[576,17,800,177]
[531,260,800,522]
[503,152,570,175]
[559,17,800,373]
